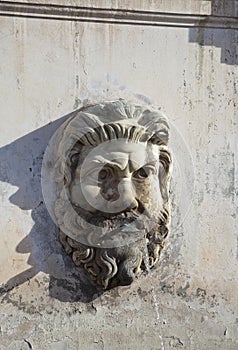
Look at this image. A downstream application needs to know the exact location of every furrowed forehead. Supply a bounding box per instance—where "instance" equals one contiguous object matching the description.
[76,140,160,173]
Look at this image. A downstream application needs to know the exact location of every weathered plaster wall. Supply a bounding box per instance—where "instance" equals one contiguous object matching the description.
[0,1,237,349]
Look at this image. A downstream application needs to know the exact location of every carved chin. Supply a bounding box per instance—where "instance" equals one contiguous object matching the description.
[59,223,167,290]
[59,230,143,289]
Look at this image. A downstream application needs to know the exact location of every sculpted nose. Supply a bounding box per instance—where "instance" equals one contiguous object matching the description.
[126,199,138,211]
[118,179,138,210]
[100,178,138,213]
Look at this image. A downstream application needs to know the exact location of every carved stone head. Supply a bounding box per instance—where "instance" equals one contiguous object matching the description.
[50,100,172,289]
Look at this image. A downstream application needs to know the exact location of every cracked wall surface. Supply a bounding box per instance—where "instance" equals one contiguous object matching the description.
[0,1,237,349]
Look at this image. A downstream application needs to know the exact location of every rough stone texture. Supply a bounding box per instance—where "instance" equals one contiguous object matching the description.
[0,1,237,349]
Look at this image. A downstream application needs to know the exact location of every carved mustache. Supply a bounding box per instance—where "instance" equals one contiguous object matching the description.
[71,199,148,246]
[71,198,165,247]
[73,197,146,222]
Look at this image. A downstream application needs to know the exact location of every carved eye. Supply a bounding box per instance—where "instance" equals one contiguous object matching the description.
[98,168,113,181]
[133,167,148,179]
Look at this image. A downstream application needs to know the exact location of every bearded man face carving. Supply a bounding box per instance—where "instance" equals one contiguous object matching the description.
[49,100,172,289]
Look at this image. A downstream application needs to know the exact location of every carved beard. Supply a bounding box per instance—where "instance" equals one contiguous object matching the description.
[57,143,171,289]
[59,204,169,290]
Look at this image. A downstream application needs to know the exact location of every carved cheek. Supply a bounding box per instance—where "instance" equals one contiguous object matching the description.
[83,184,101,201]
[73,167,103,207]
[150,176,163,209]
[70,180,101,210]
[71,180,123,214]
[134,176,162,208]
[134,182,151,206]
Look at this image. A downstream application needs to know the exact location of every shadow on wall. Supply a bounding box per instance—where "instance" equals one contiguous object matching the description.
[189,0,238,65]
[0,113,101,303]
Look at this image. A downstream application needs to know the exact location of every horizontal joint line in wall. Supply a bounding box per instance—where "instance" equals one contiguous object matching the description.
[0,2,237,29]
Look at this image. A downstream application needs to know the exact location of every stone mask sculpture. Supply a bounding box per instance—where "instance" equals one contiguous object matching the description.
[47,100,172,289]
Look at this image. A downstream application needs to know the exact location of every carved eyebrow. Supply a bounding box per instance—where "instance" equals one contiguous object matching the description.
[79,158,124,179]
[81,158,158,180]
[95,156,129,171]
[141,162,158,173]
[79,159,103,177]
[130,160,158,172]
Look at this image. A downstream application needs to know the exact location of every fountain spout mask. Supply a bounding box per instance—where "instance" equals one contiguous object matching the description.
[42,100,172,289]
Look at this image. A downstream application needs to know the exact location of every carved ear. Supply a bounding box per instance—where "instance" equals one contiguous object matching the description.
[159,147,172,203]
